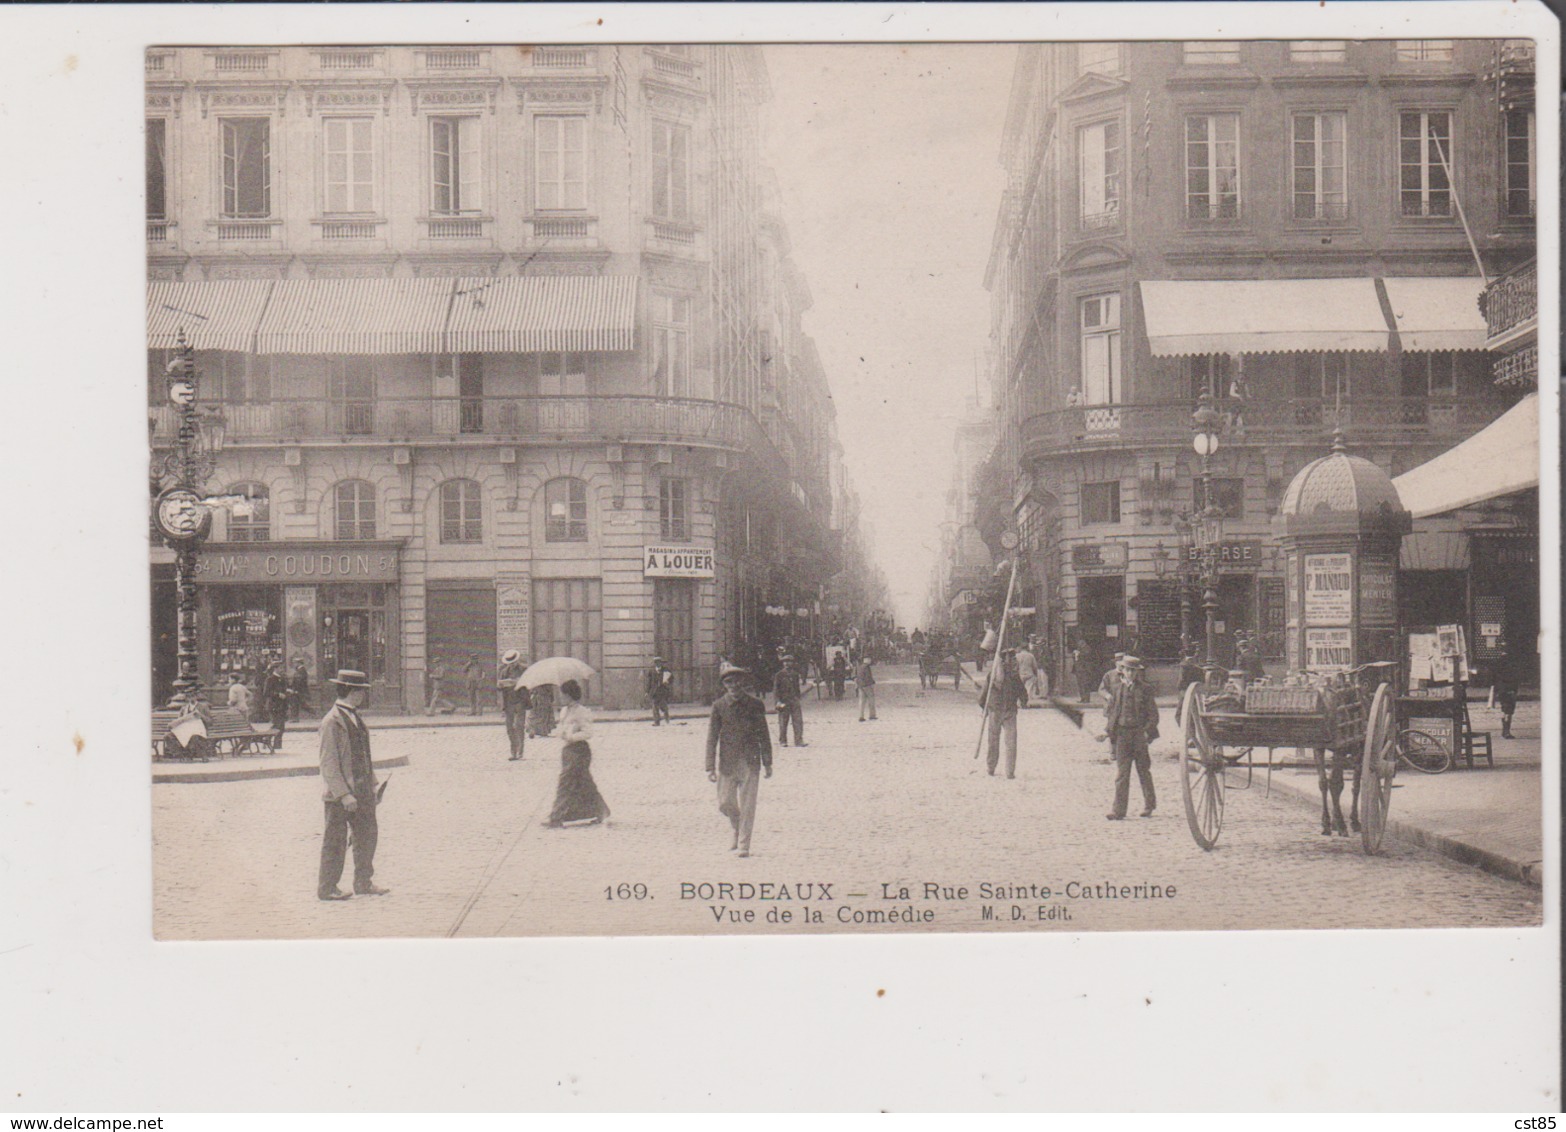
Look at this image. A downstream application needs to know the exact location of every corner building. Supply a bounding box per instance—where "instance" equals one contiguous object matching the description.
[984,39,1535,687]
[147,45,842,709]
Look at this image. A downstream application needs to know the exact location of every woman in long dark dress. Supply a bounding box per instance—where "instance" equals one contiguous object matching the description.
[542,680,610,828]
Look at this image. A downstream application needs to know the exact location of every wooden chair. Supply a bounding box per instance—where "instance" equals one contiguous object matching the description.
[1457,698,1494,769]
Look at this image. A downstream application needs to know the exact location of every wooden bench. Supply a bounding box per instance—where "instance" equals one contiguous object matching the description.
[151,707,279,760]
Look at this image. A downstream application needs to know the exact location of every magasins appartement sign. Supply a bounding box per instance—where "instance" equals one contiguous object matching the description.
[643,545,716,578]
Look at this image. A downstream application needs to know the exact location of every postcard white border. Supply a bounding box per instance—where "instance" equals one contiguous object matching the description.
[0,1,1557,1112]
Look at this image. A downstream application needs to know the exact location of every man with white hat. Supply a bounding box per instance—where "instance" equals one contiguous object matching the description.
[705,663,773,857]
[317,669,388,900]
[498,649,529,760]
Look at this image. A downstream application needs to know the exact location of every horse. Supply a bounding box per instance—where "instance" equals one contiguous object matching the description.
[1312,742,1363,837]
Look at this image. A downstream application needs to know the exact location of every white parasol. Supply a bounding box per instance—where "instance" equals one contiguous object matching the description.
[515,656,596,690]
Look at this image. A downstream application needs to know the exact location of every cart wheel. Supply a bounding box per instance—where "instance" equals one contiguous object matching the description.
[1179,683,1224,850]
[1396,728,1452,774]
[1360,683,1396,854]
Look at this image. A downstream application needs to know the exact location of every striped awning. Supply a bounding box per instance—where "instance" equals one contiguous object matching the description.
[1382,276,1488,352]
[147,281,274,353]
[1139,279,1390,356]
[255,278,455,355]
[446,275,638,353]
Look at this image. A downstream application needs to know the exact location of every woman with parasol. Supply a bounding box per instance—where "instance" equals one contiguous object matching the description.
[518,657,609,829]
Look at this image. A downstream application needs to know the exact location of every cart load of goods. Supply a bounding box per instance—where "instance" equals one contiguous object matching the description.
[1204,670,1367,746]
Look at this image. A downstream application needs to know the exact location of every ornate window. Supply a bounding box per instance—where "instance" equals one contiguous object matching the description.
[1079,293,1121,405]
[328,357,375,435]
[430,116,482,214]
[440,479,483,544]
[535,114,587,211]
[1505,108,1535,218]
[544,477,589,542]
[147,118,168,221]
[660,478,689,540]
[220,117,271,218]
[323,117,375,214]
[227,482,270,542]
[334,480,377,541]
[650,120,691,222]
[1194,476,1245,520]
[651,292,691,397]
[540,352,587,396]
[1399,110,1453,218]
[1081,481,1121,526]
[1185,113,1241,220]
[1078,119,1122,229]
[1292,111,1348,220]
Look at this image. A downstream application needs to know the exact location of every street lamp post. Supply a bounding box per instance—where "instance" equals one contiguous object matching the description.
[1191,391,1225,678]
[152,330,225,709]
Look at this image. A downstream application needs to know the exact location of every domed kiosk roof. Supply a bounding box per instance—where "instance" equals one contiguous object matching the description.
[1276,433,1411,537]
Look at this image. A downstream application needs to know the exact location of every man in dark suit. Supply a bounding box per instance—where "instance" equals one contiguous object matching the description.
[316,669,389,900]
[705,663,773,858]
[1105,656,1159,821]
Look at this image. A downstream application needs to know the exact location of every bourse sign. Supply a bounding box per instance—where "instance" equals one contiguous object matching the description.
[644,545,716,578]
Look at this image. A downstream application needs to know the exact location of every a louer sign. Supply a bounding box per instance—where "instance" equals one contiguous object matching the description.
[644,545,716,578]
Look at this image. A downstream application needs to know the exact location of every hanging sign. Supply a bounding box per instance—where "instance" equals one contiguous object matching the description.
[1303,552,1353,625]
[644,545,716,578]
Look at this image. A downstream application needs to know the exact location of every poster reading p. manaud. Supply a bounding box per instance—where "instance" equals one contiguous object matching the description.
[143,26,1547,947]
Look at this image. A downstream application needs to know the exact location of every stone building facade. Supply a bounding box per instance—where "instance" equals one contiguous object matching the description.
[147,45,844,709]
[982,39,1535,688]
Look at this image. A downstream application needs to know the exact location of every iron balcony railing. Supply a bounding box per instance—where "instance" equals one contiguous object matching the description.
[1022,396,1513,458]
[152,394,769,450]
[1481,261,1537,343]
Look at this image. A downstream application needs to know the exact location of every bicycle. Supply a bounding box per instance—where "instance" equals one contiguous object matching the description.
[1395,728,1452,774]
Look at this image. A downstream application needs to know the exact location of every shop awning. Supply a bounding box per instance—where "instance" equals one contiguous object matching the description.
[446,275,638,353]
[1139,278,1389,356]
[1381,277,1488,351]
[147,281,274,353]
[1391,393,1539,518]
[255,278,454,355]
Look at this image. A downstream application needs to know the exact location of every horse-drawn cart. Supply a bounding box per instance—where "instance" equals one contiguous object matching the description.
[1177,663,1399,855]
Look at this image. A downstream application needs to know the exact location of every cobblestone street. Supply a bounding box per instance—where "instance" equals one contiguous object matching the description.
[153,669,1542,939]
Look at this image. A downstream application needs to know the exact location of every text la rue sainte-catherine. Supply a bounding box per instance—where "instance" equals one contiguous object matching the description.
[677,879,1177,925]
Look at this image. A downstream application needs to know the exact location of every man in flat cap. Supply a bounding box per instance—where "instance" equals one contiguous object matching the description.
[317,669,389,900]
[705,663,773,857]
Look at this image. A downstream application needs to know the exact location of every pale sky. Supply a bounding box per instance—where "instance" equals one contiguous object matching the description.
[760,44,1014,628]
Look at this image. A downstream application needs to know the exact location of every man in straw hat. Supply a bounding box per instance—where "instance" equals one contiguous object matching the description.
[498,649,529,760]
[705,662,773,857]
[1104,655,1159,821]
[316,669,389,900]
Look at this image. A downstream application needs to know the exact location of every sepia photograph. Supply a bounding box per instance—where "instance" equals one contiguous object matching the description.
[144,33,1545,939]
[3,0,1558,1113]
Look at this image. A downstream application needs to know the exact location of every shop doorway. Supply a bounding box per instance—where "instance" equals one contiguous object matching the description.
[653,578,697,700]
[1077,575,1126,648]
[1214,574,1256,669]
[532,578,604,699]
[335,611,372,674]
